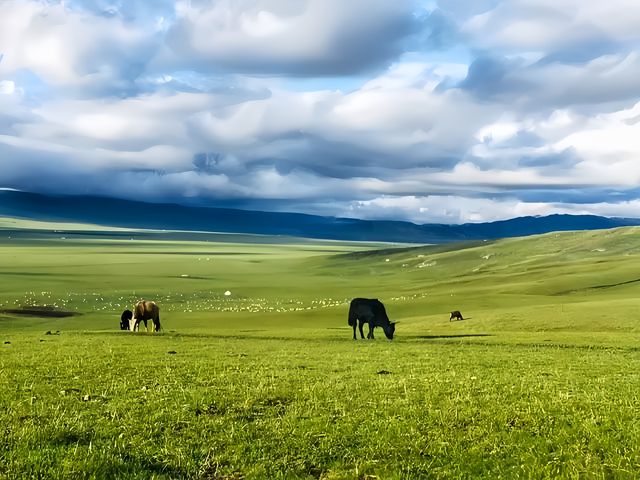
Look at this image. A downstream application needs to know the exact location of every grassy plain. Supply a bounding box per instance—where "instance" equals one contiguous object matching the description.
[1,219,640,479]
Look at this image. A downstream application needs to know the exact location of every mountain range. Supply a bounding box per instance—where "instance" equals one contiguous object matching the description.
[1,189,639,243]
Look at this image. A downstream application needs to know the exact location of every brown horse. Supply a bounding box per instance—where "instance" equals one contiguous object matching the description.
[130,301,161,332]
[449,310,464,322]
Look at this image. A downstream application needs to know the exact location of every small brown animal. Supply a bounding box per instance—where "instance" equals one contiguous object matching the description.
[130,300,161,332]
[449,310,464,322]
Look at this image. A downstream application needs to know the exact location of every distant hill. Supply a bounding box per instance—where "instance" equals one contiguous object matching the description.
[1,190,639,243]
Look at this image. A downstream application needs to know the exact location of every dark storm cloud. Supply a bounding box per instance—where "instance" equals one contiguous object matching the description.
[516,148,580,169]
[458,55,528,99]
[511,187,640,205]
[459,52,640,110]
[154,0,420,76]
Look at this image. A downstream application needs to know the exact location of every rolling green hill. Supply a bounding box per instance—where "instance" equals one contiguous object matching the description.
[1,222,640,478]
[1,222,640,342]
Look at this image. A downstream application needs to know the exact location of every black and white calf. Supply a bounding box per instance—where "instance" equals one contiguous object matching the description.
[120,310,133,330]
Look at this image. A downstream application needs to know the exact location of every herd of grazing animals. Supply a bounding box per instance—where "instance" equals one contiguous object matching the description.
[121,298,464,339]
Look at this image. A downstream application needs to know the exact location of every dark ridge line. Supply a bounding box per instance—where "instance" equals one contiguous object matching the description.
[336,240,492,260]
[552,277,640,295]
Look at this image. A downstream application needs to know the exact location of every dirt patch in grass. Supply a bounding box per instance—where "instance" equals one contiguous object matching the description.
[0,305,81,318]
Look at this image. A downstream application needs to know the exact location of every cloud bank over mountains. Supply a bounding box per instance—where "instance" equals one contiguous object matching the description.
[1,0,639,224]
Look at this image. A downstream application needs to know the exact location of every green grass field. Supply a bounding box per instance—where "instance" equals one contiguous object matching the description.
[1,219,640,479]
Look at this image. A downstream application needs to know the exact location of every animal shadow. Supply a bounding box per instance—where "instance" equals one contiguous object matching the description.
[416,333,492,340]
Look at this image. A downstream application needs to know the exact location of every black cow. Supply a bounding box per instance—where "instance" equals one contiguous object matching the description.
[449,310,464,321]
[120,309,133,330]
[348,298,396,340]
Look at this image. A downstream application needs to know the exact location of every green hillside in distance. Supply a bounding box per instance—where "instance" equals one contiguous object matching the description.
[1,220,639,343]
[321,226,640,341]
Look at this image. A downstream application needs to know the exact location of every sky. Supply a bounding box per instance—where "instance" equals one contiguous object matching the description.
[1,0,640,224]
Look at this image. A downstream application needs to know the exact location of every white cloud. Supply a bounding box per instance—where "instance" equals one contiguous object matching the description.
[0,1,154,94]
[341,195,575,224]
[18,92,216,152]
[360,60,468,91]
[336,194,640,224]
[156,0,416,74]
[462,0,640,53]
[0,81,15,95]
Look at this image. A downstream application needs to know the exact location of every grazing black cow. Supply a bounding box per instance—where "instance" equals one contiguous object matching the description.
[450,310,464,321]
[348,298,396,340]
[120,310,133,330]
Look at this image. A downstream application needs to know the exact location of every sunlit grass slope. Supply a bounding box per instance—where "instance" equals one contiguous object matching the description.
[1,223,640,478]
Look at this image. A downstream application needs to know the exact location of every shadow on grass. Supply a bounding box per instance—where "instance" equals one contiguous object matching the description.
[85,331,497,345]
[85,330,412,343]
[0,305,81,318]
[413,334,493,340]
[55,331,640,352]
